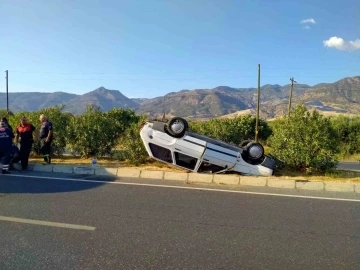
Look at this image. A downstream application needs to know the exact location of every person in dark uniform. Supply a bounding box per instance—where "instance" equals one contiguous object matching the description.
[8,143,20,170]
[0,120,12,174]
[15,116,36,172]
[39,114,53,164]
[1,117,14,141]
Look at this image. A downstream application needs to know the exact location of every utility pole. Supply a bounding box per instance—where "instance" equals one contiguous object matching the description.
[288,77,296,118]
[255,64,260,142]
[5,70,9,115]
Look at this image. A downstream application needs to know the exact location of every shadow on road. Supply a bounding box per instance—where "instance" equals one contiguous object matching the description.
[0,173,117,194]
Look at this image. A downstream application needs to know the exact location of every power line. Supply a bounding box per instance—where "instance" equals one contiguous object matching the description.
[5,75,359,84]
[8,68,360,75]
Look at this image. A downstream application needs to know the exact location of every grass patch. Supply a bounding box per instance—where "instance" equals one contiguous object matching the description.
[337,153,360,162]
[29,156,186,172]
[265,145,360,162]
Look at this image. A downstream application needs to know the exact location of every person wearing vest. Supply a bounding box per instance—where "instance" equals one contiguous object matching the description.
[15,116,36,172]
[39,114,53,164]
[0,120,12,174]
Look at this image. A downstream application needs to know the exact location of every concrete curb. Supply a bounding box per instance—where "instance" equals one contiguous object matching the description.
[213,174,240,185]
[325,182,355,193]
[188,173,213,184]
[240,177,267,187]
[164,172,189,181]
[53,165,74,174]
[296,181,324,191]
[10,163,360,194]
[267,179,296,189]
[140,170,164,180]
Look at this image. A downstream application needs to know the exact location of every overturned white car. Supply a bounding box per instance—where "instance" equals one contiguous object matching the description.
[140,117,276,176]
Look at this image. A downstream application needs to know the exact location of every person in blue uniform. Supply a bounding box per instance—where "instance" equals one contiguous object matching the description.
[9,143,20,170]
[39,114,53,164]
[1,117,14,140]
[0,120,12,174]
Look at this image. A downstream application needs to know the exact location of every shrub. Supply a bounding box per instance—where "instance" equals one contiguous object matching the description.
[0,110,14,118]
[106,108,139,136]
[330,116,360,157]
[268,104,339,172]
[66,105,138,157]
[118,115,149,165]
[67,105,112,157]
[189,115,272,145]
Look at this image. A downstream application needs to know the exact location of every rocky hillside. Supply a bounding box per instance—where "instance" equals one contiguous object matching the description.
[1,76,359,119]
[64,87,139,115]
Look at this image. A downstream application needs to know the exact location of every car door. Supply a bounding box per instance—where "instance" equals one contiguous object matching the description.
[198,142,237,171]
[171,135,207,171]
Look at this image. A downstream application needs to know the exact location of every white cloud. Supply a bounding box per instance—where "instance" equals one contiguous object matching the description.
[300,18,316,24]
[323,36,360,52]
[303,25,311,30]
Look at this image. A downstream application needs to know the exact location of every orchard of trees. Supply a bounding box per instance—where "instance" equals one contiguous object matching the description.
[1,104,359,173]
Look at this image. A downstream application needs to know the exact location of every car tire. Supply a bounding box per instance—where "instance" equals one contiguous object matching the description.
[167,117,189,138]
[244,142,264,161]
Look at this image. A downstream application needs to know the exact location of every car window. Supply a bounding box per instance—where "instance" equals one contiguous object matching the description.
[197,161,226,173]
[149,143,173,163]
[174,152,197,170]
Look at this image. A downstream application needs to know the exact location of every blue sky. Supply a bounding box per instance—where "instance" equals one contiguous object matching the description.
[0,0,359,98]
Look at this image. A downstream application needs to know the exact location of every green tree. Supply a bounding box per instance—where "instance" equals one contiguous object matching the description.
[0,109,14,118]
[106,108,139,140]
[66,105,138,157]
[67,105,110,157]
[331,116,360,157]
[189,115,272,145]
[268,104,339,171]
[118,115,149,165]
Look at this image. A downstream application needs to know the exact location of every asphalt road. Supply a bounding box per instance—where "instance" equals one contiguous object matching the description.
[338,161,360,171]
[1,172,360,270]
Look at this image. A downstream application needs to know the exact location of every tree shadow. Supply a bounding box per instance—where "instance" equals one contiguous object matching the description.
[0,172,117,194]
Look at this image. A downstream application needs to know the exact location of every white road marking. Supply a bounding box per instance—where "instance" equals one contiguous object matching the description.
[5,174,360,203]
[0,215,96,231]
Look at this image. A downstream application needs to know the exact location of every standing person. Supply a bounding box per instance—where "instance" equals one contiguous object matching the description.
[39,114,53,164]
[1,117,14,141]
[0,120,12,174]
[15,116,36,172]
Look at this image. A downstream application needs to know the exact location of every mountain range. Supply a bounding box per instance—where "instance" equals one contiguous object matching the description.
[1,76,359,119]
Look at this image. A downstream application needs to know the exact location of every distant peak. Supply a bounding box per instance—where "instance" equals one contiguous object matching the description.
[213,86,233,90]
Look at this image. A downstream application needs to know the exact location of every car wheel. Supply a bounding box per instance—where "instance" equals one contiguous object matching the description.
[167,117,189,138]
[244,142,264,161]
